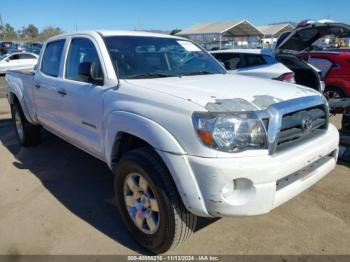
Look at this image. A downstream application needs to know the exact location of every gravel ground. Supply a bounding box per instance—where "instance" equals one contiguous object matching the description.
[0,77,6,99]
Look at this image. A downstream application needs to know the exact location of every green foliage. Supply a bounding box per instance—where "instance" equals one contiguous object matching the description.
[0,23,64,42]
[0,23,17,41]
[22,24,39,41]
[38,26,64,42]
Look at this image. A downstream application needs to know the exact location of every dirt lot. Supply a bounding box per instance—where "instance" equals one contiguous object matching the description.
[0,77,6,99]
[0,76,350,255]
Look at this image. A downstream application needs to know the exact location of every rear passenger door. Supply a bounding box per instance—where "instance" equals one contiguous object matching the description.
[34,39,67,131]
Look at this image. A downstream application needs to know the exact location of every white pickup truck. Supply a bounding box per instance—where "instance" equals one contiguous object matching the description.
[5,30,339,253]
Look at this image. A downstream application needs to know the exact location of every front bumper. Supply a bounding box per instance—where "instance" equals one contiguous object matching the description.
[161,124,339,217]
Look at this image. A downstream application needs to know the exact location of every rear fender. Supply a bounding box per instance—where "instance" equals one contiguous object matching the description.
[6,78,36,124]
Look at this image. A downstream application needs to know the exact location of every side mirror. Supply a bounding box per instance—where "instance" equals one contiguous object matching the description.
[5,58,10,62]
[78,61,104,85]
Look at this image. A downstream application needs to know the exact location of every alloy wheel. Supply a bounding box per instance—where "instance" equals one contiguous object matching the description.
[14,109,24,141]
[123,173,160,234]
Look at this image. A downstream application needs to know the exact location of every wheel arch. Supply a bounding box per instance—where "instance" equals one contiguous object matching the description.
[8,90,36,124]
[104,111,209,217]
[104,111,186,168]
[8,91,18,105]
[325,85,347,98]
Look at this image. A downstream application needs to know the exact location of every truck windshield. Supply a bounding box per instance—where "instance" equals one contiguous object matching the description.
[104,36,226,79]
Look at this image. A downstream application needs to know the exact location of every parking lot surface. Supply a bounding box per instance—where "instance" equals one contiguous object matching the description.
[0,76,350,255]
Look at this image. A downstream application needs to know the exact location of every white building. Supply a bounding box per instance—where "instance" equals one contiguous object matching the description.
[176,20,263,50]
[257,23,295,47]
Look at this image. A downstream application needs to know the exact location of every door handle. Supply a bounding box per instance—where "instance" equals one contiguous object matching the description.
[57,89,67,96]
[35,84,40,89]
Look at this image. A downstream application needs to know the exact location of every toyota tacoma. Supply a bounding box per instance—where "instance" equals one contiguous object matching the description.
[5,30,339,253]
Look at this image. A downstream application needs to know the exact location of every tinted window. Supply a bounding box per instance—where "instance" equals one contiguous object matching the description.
[9,54,20,60]
[41,40,65,77]
[243,54,266,67]
[262,54,276,64]
[19,54,36,59]
[307,57,333,78]
[104,36,225,79]
[66,38,103,83]
[212,53,243,70]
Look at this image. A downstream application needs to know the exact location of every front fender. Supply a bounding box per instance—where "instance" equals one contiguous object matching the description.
[103,111,186,167]
[103,111,209,217]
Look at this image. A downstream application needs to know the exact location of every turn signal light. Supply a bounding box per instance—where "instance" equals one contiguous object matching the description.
[197,130,214,145]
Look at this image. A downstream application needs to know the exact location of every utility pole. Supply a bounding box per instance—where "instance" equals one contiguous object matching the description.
[0,13,3,39]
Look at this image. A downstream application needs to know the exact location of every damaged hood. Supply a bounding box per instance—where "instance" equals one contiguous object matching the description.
[125,74,320,112]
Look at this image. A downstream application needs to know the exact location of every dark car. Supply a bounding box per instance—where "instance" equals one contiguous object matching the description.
[0,41,13,55]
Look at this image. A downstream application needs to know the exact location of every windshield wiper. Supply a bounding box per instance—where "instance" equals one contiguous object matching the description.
[127,73,179,79]
[182,71,215,76]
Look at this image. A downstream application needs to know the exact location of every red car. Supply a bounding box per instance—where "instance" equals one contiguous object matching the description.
[302,51,350,98]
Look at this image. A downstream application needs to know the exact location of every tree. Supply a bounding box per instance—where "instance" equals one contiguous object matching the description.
[22,24,39,41]
[3,23,17,40]
[0,22,63,42]
[0,23,17,40]
[170,29,181,35]
[39,26,64,41]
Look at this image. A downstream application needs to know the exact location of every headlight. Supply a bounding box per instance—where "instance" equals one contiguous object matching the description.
[192,112,267,152]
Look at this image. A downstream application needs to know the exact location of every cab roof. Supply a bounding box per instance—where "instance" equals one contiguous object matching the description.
[47,30,185,42]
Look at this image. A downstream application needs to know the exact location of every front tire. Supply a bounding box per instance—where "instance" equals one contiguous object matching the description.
[114,147,197,254]
[11,102,41,147]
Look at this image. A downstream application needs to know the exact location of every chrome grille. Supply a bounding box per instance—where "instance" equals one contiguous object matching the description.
[254,96,329,155]
[277,106,328,151]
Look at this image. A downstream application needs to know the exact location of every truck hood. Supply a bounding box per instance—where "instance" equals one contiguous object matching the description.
[125,74,319,112]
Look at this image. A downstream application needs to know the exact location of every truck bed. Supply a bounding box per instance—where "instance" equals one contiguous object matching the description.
[5,69,35,121]
[7,69,35,76]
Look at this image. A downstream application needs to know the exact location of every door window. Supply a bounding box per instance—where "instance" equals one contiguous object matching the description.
[19,53,37,59]
[9,54,20,60]
[212,53,243,70]
[307,57,333,78]
[41,40,65,77]
[242,54,267,67]
[65,38,103,83]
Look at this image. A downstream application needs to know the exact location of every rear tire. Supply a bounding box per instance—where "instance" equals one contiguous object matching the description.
[325,86,347,99]
[114,147,197,254]
[11,102,41,147]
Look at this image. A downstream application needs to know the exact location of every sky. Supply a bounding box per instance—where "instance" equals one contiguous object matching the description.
[1,0,350,32]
